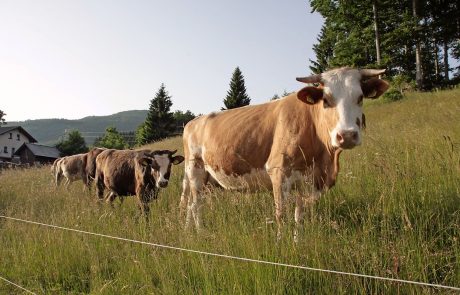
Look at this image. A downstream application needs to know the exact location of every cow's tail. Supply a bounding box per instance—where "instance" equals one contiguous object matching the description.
[95,171,105,200]
[55,165,63,187]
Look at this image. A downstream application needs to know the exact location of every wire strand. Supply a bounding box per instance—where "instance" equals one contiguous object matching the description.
[1,215,459,292]
[0,275,36,295]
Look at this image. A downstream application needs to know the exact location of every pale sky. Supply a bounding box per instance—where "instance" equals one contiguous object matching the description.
[0,0,323,121]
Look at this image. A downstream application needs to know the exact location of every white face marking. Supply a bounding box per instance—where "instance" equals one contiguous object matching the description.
[152,154,171,187]
[322,68,363,149]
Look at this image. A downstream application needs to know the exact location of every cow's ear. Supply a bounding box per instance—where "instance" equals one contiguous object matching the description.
[139,157,152,167]
[297,86,323,105]
[361,78,390,99]
[172,155,185,165]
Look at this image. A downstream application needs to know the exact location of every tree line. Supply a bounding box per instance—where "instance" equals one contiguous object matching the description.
[52,66,253,155]
[308,0,459,91]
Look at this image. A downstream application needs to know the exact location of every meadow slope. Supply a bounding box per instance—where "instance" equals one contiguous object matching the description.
[0,89,459,294]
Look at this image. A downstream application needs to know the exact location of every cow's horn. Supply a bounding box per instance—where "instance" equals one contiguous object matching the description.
[296,74,322,84]
[360,69,386,77]
[170,149,177,155]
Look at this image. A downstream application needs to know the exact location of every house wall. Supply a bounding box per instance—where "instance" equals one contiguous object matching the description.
[0,130,32,161]
[18,149,35,165]
[35,156,56,165]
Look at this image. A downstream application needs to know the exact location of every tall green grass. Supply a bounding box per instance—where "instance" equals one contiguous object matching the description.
[1,89,459,294]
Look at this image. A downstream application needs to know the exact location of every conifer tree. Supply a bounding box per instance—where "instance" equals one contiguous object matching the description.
[0,110,6,125]
[308,0,460,89]
[137,84,175,145]
[222,67,251,110]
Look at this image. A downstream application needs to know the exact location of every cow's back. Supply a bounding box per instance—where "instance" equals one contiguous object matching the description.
[60,154,87,179]
[184,100,278,173]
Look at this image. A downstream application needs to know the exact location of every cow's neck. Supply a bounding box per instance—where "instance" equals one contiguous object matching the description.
[308,103,336,156]
[305,103,342,189]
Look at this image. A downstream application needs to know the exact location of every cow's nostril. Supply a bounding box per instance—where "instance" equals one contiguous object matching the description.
[336,133,344,144]
[351,131,358,141]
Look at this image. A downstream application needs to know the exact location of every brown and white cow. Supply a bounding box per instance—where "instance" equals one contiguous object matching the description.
[180,67,389,238]
[51,157,62,182]
[95,149,184,215]
[54,153,88,188]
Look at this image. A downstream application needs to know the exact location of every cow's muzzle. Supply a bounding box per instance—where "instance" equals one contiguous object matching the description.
[158,180,168,188]
[336,131,359,149]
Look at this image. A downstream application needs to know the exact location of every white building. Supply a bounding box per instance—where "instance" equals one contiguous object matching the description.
[0,126,37,162]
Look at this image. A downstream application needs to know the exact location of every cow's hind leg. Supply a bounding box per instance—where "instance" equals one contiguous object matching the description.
[105,191,118,207]
[185,159,207,231]
[55,170,63,187]
[95,171,105,200]
[64,177,71,190]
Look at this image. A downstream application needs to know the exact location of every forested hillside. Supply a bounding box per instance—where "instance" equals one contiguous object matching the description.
[8,110,148,145]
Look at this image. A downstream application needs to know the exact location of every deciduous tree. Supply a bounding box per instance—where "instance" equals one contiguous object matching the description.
[55,130,88,156]
[94,126,127,149]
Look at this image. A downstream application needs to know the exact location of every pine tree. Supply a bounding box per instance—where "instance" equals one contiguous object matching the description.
[222,67,251,110]
[0,110,6,125]
[137,84,175,145]
[308,0,460,89]
[309,24,335,74]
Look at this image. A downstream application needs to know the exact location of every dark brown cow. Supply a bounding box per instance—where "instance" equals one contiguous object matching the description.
[95,149,184,215]
[180,67,389,239]
[85,147,106,187]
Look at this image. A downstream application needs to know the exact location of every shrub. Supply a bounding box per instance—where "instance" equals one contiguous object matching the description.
[383,87,404,102]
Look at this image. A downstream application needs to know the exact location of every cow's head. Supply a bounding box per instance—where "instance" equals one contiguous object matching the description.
[296,68,389,149]
[142,149,185,188]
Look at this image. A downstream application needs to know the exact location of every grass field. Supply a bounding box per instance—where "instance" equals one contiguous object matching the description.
[1,89,459,294]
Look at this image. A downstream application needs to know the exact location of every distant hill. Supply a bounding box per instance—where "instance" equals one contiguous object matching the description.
[8,110,148,145]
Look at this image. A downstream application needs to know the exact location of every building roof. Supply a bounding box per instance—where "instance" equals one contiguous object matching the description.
[0,126,37,143]
[15,143,60,159]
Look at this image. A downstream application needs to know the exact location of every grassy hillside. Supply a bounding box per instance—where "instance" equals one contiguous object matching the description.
[8,110,148,145]
[0,89,459,294]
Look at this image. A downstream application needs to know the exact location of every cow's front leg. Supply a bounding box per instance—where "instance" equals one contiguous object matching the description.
[269,168,286,240]
[136,196,150,218]
[294,188,321,243]
[179,176,190,219]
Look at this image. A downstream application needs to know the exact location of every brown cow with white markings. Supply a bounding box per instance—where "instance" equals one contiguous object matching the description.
[95,149,184,215]
[54,153,88,188]
[180,67,389,239]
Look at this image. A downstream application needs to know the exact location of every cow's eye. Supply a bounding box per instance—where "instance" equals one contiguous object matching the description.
[358,95,363,105]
